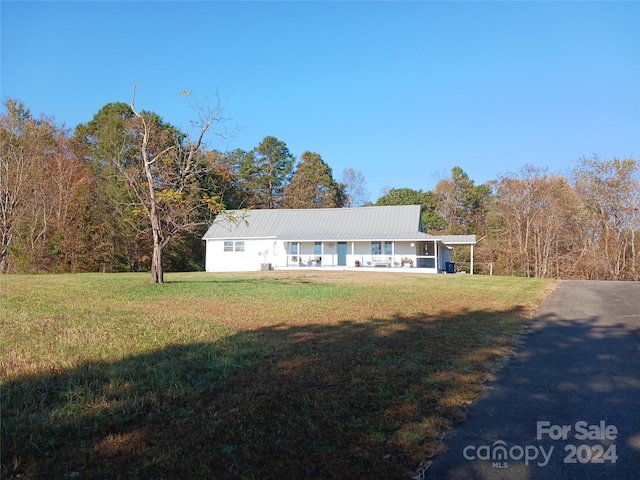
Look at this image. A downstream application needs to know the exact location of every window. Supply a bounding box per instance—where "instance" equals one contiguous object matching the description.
[224,240,244,252]
[314,242,322,255]
[291,242,299,255]
[384,241,393,255]
[371,241,381,255]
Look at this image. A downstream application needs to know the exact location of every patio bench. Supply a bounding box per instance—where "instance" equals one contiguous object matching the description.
[370,256,392,267]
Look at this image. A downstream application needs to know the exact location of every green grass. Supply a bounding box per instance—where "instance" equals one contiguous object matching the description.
[1,271,555,479]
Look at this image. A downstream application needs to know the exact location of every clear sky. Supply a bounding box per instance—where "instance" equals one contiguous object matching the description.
[2,1,639,200]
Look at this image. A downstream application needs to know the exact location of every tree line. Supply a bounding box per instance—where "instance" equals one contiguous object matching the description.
[1,97,638,281]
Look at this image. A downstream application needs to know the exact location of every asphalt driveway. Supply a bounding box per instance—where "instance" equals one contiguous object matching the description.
[427,280,640,480]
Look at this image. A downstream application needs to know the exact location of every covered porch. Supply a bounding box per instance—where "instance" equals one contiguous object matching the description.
[280,238,471,274]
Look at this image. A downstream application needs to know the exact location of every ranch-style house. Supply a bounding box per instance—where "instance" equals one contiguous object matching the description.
[202,205,476,273]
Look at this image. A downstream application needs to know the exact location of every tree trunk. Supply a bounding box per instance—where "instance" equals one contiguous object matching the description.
[148,184,164,284]
[0,227,11,273]
[632,228,638,281]
[151,240,163,284]
[132,88,166,284]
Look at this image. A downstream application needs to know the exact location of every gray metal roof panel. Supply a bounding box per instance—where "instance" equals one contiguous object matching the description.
[438,235,477,244]
[203,205,421,240]
[202,206,476,244]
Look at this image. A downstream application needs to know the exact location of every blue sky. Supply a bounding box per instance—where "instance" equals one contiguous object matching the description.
[2,1,639,200]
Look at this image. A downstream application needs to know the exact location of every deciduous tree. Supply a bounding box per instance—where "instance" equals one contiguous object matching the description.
[341,167,370,207]
[375,187,445,231]
[433,166,490,235]
[210,148,258,208]
[74,102,145,272]
[0,100,44,272]
[125,88,235,283]
[489,165,583,278]
[1,100,90,273]
[572,156,640,280]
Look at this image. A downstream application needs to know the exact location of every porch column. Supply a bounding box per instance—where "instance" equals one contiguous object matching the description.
[470,244,474,275]
[435,242,439,272]
[351,242,354,267]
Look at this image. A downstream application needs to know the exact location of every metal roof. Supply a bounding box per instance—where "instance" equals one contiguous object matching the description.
[438,235,478,244]
[202,205,476,244]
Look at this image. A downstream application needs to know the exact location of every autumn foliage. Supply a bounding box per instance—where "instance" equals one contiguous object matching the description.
[1,99,638,280]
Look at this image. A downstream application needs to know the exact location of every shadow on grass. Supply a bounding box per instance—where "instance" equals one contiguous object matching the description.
[4,306,544,480]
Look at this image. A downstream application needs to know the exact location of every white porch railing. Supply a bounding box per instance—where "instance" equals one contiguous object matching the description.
[284,254,438,269]
[361,255,435,268]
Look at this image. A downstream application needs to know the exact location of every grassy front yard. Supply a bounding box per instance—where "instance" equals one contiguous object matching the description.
[1,271,555,479]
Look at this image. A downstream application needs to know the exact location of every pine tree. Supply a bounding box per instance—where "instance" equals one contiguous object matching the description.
[281,152,345,208]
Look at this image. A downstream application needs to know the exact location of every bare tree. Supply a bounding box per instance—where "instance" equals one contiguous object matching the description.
[489,165,582,278]
[572,156,640,280]
[341,167,370,207]
[126,86,234,283]
[1,100,54,273]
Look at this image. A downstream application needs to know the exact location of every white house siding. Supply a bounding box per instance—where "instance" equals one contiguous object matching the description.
[323,242,337,266]
[438,244,451,271]
[394,242,417,256]
[205,238,277,272]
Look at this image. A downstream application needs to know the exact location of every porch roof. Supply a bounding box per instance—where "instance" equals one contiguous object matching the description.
[202,206,476,245]
[438,235,478,245]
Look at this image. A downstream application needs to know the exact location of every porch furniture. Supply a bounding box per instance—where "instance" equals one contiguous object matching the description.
[400,257,413,267]
[371,256,392,267]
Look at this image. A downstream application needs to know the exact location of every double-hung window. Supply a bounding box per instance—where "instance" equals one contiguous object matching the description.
[224,240,244,252]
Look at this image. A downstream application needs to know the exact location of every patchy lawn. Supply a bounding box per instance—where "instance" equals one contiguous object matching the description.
[0,271,555,479]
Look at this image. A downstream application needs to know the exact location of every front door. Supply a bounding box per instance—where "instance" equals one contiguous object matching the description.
[337,242,347,266]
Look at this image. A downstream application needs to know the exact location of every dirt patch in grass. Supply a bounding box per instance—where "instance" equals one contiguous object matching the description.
[1,272,555,479]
